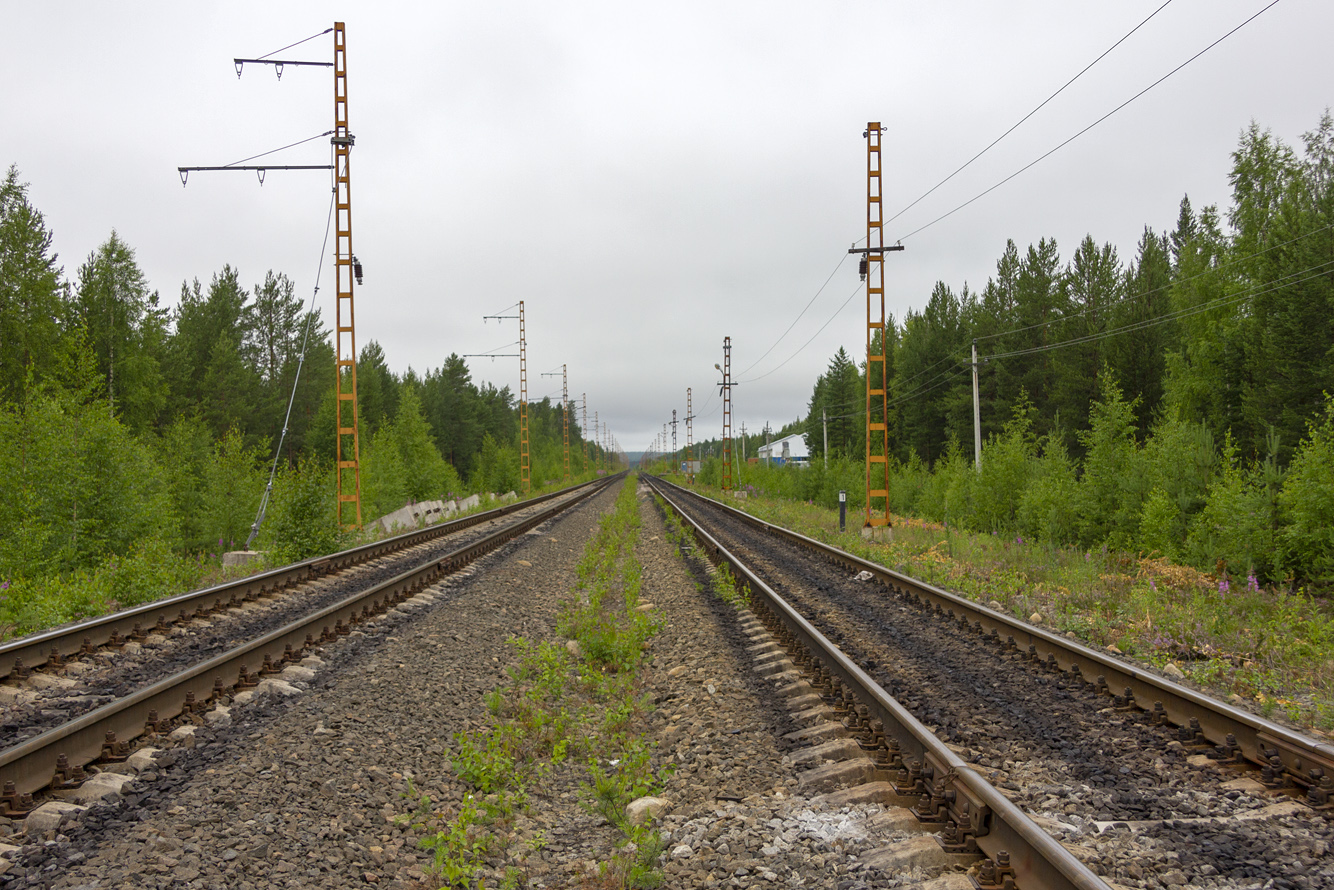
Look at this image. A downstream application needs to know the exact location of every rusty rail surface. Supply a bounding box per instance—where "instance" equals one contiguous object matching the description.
[1,477,607,684]
[647,476,1110,890]
[0,474,620,806]
[646,477,1334,804]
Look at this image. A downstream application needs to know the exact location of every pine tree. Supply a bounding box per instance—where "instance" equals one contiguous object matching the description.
[0,166,64,403]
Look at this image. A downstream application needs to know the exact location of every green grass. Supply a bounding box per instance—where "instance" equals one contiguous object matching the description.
[405,473,670,889]
[693,482,1334,735]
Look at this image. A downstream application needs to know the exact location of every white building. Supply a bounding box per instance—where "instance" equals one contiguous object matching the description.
[755,432,809,466]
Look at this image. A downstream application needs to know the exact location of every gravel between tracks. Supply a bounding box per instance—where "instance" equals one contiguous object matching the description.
[0,497,585,748]
[673,486,1334,890]
[1,478,1001,890]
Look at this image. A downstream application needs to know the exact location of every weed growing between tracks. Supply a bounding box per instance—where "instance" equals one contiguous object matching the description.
[656,493,748,611]
[692,485,1334,734]
[404,474,670,889]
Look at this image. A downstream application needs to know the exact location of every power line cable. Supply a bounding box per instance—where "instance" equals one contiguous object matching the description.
[736,252,850,378]
[245,187,338,549]
[894,0,1285,243]
[884,0,1175,229]
[226,131,334,168]
[739,279,864,383]
[974,220,1334,344]
[987,256,1334,360]
[257,28,334,61]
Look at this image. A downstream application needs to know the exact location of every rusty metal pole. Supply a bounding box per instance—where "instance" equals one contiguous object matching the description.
[332,22,362,529]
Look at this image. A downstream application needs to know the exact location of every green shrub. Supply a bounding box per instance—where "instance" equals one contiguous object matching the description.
[1280,396,1334,581]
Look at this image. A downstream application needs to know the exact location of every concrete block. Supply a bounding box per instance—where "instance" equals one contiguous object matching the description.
[66,772,135,804]
[222,550,264,568]
[776,680,816,698]
[25,801,86,834]
[866,806,924,833]
[788,737,865,767]
[786,693,826,711]
[27,673,77,690]
[794,704,838,725]
[0,686,38,706]
[861,835,969,872]
[1220,776,1267,794]
[754,659,795,677]
[917,875,977,890]
[126,747,160,773]
[783,722,847,744]
[169,725,196,747]
[256,677,301,697]
[798,757,880,793]
[457,494,481,511]
[860,525,894,542]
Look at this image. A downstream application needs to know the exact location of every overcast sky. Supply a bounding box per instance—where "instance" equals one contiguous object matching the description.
[6,1,1330,455]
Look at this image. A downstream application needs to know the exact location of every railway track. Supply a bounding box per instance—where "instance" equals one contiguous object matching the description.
[0,475,619,821]
[645,474,1334,890]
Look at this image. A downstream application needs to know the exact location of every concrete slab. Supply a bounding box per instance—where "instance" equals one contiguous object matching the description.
[0,686,38,706]
[787,692,825,711]
[27,673,77,690]
[754,659,795,677]
[222,550,264,568]
[281,665,317,683]
[776,679,816,698]
[25,800,87,834]
[256,677,302,697]
[794,704,838,725]
[866,806,923,834]
[798,757,880,793]
[1220,776,1267,794]
[784,722,847,744]
[168,725,196,747]
[914,875,976,890]
[861,835,972,872]
[787,738,865,767]
[126,747,160,773]
[65,772,135,804]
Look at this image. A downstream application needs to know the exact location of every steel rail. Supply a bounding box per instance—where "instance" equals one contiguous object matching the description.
[0,473,619,802]
[647,476,1110,890]
[1,478,604,683]
[649,476,1334,803]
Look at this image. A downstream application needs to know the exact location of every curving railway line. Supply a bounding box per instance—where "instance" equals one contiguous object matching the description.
[645,474,1334,890]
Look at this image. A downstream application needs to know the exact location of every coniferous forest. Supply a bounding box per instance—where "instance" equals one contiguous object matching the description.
[4,113,1334,637]
[0,163,605,634]
[699,114,1334,588]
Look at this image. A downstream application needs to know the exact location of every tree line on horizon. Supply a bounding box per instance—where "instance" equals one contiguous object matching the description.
[692,113,1334,585]
[0,162,606,612]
